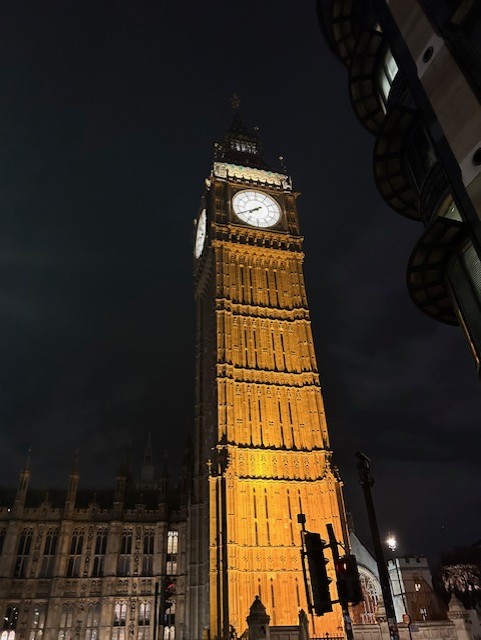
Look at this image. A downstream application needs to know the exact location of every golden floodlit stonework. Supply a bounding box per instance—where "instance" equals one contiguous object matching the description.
[189,121,349,640]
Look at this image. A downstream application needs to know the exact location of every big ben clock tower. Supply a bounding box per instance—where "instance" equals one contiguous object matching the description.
[189,102,348,640]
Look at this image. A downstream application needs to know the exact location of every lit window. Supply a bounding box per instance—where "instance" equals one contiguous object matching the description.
[166,532,178,575]
[85,604,100,640]
[232,140,256,154]
[112,603,127,640]
[377,48,399,111]
[3,605,19,639]
[29,605,46,640]
[441,200,462,221]
[163,627,175,640]
[138,603,151,626]
[58,605,74,640]
[113,604,126,626]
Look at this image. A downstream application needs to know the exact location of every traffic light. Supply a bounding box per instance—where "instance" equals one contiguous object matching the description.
[335,554,363,605]
[304,531,333,615]
[160,578,176,622]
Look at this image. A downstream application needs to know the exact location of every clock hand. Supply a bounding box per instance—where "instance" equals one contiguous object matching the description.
[245,206,262,214]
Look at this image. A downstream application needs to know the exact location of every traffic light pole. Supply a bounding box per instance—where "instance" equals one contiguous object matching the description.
[297,514,314,616]
[326,524,354,640]
[356,452,400,640]
[298,513,322,636]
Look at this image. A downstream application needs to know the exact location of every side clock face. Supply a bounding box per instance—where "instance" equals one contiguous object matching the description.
[194,209,207,258]
[232,190,281,228]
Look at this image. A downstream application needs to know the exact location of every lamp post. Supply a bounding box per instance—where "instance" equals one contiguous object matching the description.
[356,452,399,640]
[386,534,413,640]
[386,534,404,615]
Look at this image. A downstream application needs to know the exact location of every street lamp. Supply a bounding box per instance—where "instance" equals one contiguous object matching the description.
[385,535,413,640]
[386,534,408,618]
[386,534,402,611]
[386,534,397,553]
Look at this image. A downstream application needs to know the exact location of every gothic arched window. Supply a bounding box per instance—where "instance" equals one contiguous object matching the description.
[67,530,84,578]
[14,529,33,578]
[29,604,46,640]
[85,603,100,640]
[118,531,133,577]
[350,569,382,625]
[58,604,74,640]
[40,529,58,578]
[112,603,127,640]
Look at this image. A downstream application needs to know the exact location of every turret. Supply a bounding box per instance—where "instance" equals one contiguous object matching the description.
[64,453,79,517]
[139,433,155,489]
[114,467,127,512]
[247,596,270,640]
[13,449,31,516]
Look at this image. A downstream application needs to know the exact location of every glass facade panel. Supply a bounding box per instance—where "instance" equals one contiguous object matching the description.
[448,238,481,366]
[377,48,399,111]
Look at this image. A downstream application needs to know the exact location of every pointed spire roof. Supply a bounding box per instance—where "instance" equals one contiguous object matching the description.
[215,95,270,170]
[23,448,32,472]
[71,449,79,474]
[143,432,153,464]
[140,433,155,489]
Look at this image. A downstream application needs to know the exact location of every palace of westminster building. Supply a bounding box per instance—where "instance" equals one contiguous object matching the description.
[0,439,187,640]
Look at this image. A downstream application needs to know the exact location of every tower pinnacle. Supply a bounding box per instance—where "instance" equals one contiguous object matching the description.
[214,99,269,170]
[230,93,241,111]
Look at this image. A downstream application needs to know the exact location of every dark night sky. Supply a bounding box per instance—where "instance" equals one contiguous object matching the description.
[0,1,480,562]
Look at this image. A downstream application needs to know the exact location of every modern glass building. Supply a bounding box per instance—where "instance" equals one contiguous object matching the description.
[318,0,481,372]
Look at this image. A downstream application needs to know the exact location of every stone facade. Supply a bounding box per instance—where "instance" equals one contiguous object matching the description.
[0,449,186,640]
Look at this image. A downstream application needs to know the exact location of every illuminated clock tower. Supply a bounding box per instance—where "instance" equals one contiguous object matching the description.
[189,102,348,640]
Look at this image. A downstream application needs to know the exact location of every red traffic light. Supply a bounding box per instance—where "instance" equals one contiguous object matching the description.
[335,558,349,574]
[164,580,175,593]
[335,554,363,605]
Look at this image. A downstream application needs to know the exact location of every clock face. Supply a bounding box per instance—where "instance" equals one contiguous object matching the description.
[194,209,207,258]
[232,190,281,228]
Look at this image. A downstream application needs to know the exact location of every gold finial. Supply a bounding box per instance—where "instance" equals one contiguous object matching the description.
[231,93,240,110]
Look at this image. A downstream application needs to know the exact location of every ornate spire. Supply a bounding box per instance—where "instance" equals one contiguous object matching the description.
[230,93,240,111]
[214,96,270,170]
[13,449,32,514]
[64,451,80,516]
[23,447,32,472]
[144,432,152,464]
[140,433,155,489]
[72,449,79,473]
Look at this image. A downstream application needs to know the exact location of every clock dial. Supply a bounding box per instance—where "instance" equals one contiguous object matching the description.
[194,209,207,258]
[232,190,281,228]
